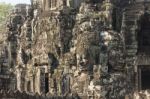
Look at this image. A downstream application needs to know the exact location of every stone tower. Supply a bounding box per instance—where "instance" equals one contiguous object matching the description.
[1,0,150,98]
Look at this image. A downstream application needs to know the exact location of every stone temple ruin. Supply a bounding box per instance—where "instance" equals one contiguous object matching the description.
[1,0,150,99]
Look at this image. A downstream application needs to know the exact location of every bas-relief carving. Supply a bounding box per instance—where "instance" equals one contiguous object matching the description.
[1,0,150,98]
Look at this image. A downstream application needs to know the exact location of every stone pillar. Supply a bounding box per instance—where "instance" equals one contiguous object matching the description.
[24,80,28,92]
[8,42,12,67]
[31,78,34,92]
[45,0,50,11]
[16,67,22,91]
[35,67,41,94]
[51,0,53,9]
[67,0,70,6]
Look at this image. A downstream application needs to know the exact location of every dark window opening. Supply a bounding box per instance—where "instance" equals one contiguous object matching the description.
[138,12,150,53]
[27,81,31,92]
[45,73,49,93]
[141,67,150,90]
[92,0,102,3]
[112,8,117,31]
[49,0,51,8]
[108,62,113,73]
[95,54,99,65]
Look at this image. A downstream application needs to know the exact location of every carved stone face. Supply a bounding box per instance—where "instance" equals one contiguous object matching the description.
[14,8,21,14]
[100,31,112,46]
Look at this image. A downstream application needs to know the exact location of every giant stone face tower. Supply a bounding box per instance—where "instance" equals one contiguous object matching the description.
[1,0,150,99]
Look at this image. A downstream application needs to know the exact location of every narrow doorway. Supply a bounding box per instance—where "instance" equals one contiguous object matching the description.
[27,81,31,92]
[137,12,150,54]
[138,66,150,90]
[45,73,49,93]
[141,67,150,90]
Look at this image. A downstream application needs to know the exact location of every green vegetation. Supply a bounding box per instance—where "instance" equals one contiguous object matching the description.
[0,2,13,42]
[0,2,13,22]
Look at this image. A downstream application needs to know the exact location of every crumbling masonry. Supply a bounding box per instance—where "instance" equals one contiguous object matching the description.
[1,0,150,99]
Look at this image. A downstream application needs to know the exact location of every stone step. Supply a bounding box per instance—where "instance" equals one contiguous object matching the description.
[124,14,137,17]
[124,3,145,15]
[123,12,139,19]
[124,15,139,20]
[126,3,145,10]
[124,12,140,17]
[125,7,144,11]
[121,25,136,29]
[125,6,143,11]
[123,20,136,26]
[123,19,137,22]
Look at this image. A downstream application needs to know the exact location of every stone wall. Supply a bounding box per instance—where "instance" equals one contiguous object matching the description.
[0,90,81,99]
[1,0,150,99]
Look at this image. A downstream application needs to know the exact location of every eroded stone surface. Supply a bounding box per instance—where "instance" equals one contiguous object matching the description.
[1,0,150,99]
